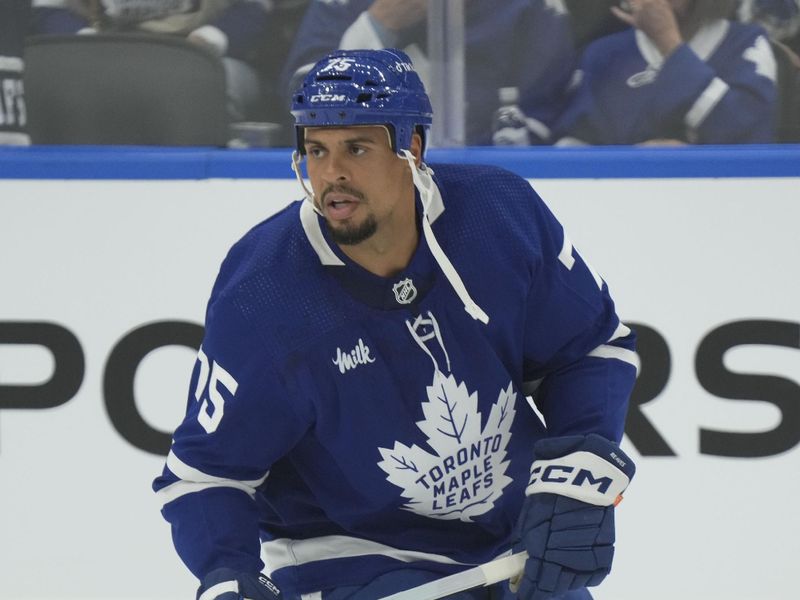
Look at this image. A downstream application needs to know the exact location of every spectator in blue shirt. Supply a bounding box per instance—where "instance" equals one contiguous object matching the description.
[552,0,778,145]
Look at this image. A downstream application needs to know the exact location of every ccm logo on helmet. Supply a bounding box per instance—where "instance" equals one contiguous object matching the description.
[310,94,347,102]
[529,465,613,493]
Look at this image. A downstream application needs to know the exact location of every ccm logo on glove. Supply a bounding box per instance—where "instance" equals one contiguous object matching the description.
[525,438,634,507]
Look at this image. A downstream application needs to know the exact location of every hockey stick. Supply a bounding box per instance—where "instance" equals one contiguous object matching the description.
[377,552,528,600]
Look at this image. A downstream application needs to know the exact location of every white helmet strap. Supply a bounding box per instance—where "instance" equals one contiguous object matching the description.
[400,150,490,325]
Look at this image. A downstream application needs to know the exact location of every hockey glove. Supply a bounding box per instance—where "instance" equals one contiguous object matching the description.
[197,568,282,600]
[513,434,635,600]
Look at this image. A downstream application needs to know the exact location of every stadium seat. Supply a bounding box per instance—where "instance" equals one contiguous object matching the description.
[771,39,800,143]
[23,33,230,146]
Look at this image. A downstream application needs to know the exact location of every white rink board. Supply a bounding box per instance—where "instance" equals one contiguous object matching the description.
[1,176,798,600]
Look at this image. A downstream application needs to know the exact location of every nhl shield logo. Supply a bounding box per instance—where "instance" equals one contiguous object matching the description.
[392,278,417,304]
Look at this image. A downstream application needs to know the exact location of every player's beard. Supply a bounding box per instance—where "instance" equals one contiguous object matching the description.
[321,184,377,246]
[325,213,378,246]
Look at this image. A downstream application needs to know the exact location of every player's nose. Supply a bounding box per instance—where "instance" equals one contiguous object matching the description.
[321,151,351,184]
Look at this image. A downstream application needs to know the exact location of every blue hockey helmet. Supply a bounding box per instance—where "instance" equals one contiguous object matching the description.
[291,48,433,156]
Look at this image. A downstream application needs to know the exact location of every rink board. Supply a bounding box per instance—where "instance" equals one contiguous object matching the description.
[1,146,798,599]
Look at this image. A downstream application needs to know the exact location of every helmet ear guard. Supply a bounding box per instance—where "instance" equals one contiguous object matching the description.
[291,49,433,157]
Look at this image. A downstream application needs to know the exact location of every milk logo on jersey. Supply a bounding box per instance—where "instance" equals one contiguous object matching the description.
[333,338,376,374]
[392,278,417,304]
[377,373,517,522]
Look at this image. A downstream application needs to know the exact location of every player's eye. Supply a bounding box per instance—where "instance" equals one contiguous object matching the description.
[307,146,325,159]
[349,145,366,156]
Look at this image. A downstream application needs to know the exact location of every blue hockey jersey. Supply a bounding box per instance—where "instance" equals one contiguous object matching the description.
[553,20,778,144]
[153,164,637,597]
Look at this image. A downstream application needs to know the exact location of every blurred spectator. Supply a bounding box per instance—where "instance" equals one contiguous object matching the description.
[565,0,629,49]
[551,0,778,145]
[491,0,636,146]
[249,0,309,142]
[30,0,273,122]
[738,0,800,140]
[0,0,30,145]
[281,0,578,145]
[739,0,800,52]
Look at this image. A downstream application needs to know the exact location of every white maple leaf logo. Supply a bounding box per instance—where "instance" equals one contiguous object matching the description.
[377,372,517,522]
[744,35,777,83]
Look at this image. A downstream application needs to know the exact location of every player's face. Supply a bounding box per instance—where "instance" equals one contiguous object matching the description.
[303,126,418,247]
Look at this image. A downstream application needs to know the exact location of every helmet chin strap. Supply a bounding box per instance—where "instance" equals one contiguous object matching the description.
[291,150,323,216]
[399,149,490,325]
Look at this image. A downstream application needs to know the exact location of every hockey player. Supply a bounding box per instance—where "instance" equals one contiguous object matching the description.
[552,0,778,145]
[154,49,638,600]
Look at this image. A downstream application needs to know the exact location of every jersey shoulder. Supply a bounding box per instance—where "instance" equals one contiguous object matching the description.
[211,200,306,299]
[705,21,777,81]
[207,200,342,356]
[428,162,559,262]
[429,162,540,215]
[722,20,770,46]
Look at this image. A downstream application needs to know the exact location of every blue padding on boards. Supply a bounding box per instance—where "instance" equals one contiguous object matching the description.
[1,144,799,179]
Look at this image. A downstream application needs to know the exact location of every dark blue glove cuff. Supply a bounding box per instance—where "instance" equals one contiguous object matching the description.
[513,435,635,599]
[525,434,635,506]
[197,568,281,600]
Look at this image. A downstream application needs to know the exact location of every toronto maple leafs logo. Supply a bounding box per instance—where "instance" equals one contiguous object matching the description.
[377,372,516,522]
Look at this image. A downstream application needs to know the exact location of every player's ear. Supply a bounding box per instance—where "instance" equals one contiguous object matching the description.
[410,132,423,166]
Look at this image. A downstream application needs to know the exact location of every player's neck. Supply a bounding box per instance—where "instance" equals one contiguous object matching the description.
[339,213,419,278]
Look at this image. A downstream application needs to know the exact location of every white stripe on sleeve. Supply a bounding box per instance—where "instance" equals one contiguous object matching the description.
[156,479,257,506]
[157,451,269,506]
[587,345,640,373]
[198,581,238,600]
[167,450,268,488]
[558,234,575,270]
[608,323,632,342]
[685,77,729,129]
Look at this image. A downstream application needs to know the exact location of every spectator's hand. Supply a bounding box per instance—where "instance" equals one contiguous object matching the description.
[611,0,683,57]
[368,0,427,31]
[492,104,534,146]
